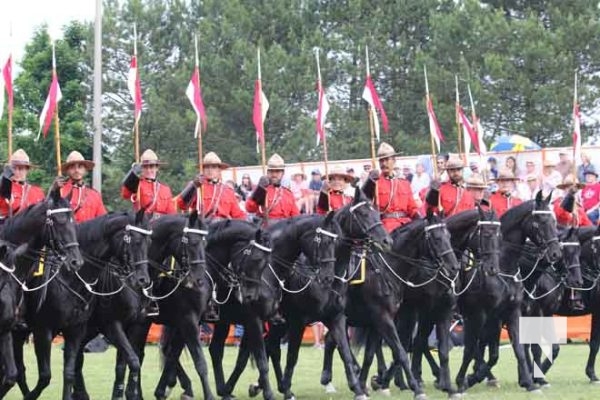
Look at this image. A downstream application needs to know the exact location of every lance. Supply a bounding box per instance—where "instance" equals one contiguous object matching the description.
[365,45,377,169]
[316,48,331,210]
[424,65,438,178]
[455,75,463,161]
[133,23,140,162]
[193,34,204,214]
[52,42,62,175]
[257,48,267,175]
[5,25,13,158]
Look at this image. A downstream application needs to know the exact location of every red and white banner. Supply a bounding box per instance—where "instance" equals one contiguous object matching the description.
[253,80,269,152]
[186,65,207,137]
[1,55,12,120]
[427,97,444,152]
[362,76,388,141]
[316,80,330,145]
[128,55,142,123]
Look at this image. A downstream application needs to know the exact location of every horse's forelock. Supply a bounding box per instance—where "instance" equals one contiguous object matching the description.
[500,199,535,234]
[209,219,256,244]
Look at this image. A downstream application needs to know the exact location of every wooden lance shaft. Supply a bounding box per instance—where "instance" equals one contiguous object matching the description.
[55,104,62,175]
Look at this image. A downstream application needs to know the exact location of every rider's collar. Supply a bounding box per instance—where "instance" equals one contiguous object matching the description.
[144,178,157,183]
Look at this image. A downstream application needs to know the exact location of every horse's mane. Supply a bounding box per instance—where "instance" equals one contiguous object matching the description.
[390,217,428,253]
[150,214,189,239]
[208,219,258,245]
[76,212,131,244]
[0,200,49,239]
[576,225,598,243]
[268,214,341,242]
[500,199,535,234]
[445,209,481,231]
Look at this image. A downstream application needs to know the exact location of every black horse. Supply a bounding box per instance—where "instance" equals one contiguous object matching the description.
[519,226,583,386]
[0,241,28,395]
[111,212,215,400]
[532,225,600,383]
[321,210,459,399]
[371,207,501,397]
[0,189,84,397]
[153,218,275,400]
[9,211,150,400]
[454,191,562,393]
[64,210,153,400]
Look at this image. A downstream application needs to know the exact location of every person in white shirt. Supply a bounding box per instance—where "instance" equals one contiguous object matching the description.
[518,174,540,201]
[540,159,562,196]
[411,162,431,195]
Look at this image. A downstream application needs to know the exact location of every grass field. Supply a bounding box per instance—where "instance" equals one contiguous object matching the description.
[7,342,600,399]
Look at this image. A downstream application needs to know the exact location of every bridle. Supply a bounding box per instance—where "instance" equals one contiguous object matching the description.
[471,220,502,268]
[44,207,80,257]
[530,209,559,256]
[424,222,456,278]
[348,201,383,237]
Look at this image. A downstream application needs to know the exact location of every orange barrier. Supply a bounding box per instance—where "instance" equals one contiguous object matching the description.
[499,315,592,341]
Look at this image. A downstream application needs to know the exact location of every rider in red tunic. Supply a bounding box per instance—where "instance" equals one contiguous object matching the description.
[362,142,419,232]
[465,173,489,209]
[553,174,592,227]
[488,168,523,217]
[0,149,45,220]
[427,157,474,217]
[121,149,176,217]
[54,151,107,223]
[246,154,300,221]
[316,166,354,214]
[177,152,246,220]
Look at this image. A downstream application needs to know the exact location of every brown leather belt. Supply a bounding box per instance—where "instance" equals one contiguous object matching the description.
[381,212,407,219]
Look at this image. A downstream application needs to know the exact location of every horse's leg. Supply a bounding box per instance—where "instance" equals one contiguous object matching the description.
[376,315,424,398]
[411,319,430,385]
[208,322,230,396]
[455,310,484,392]
[320,329,337,387]
[11,329,30,396]
[61,326,88,400]
[482,319,502,385]
[72,345,88,400]
[101,321,142,400]
[23,328,53,400]
[435,316,455,394]
[505,309,537,391]
[0,332,17,397]
[359,329,379,393]
[265,323,286,394]
[154,327,186,400]
[246,317,274,400]
[179,317,215,400]
[327,315,366,399]
[278,319,306,400]
[586,311,600,382]
[375,339,388,386]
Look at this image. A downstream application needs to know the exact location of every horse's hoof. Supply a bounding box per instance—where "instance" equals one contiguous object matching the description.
[370,376,381,391]
[320,371,332,386]
[181,394,195,400]
[324,383,336,393]
[449,393,463,400]
[591,379,600,384]
[486,379,500,388]
[414,393,428,400]
[528,388,543,395]
[284,394,296,400]
[248,384,261,398]
[378,388,391,397]
[354,394,369,400]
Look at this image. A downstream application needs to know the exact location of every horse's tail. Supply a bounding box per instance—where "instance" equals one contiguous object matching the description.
[350,327,369,354]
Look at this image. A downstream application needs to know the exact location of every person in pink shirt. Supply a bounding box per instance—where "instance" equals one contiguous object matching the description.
[582,167,600,225]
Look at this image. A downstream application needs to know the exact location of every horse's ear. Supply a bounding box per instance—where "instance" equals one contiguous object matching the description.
[135,208,146,225]
[535,189,543,205]
[353,186,361,204]
[14,243,28,258]
[544,190,553,205]
[255,228,262,243]
[0,241,8,260]
[324,210,335,225]
[189,209,198,226]
[477,204,485,220]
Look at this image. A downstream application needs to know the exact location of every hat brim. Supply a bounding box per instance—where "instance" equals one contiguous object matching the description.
[584,171,598,177]
[61,160,95,171]
[377,153,401,160]
[557,183,586,190]
[292,172,307,179]
[326,173,353,183]
[201,162,230,170]
[6,161,37,169]
[494,177,519,182]
[267,166,285,171]
[141,160,167,166]
[445,165,465,170]
[466,184,487,189]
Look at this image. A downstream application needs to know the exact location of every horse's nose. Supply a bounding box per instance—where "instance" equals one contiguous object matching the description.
[69,257,83,271]
[137,274,150,288]
[382,237,393,251]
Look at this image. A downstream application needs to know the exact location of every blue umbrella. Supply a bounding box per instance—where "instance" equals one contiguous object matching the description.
[490,135,541,152]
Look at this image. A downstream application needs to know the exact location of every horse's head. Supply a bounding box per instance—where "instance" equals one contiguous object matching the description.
[530,191,562,263]
[559,227,583,289]
[0,241,28,327]
[115,209,152,289]
[336,187,392,252]
[45,189,84,271]
[580,224,600,276]
[208,220,272,304]
[308,212,341,287]
[475,206,501,276]
[180,211,209,286]
[424,209,460,277]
